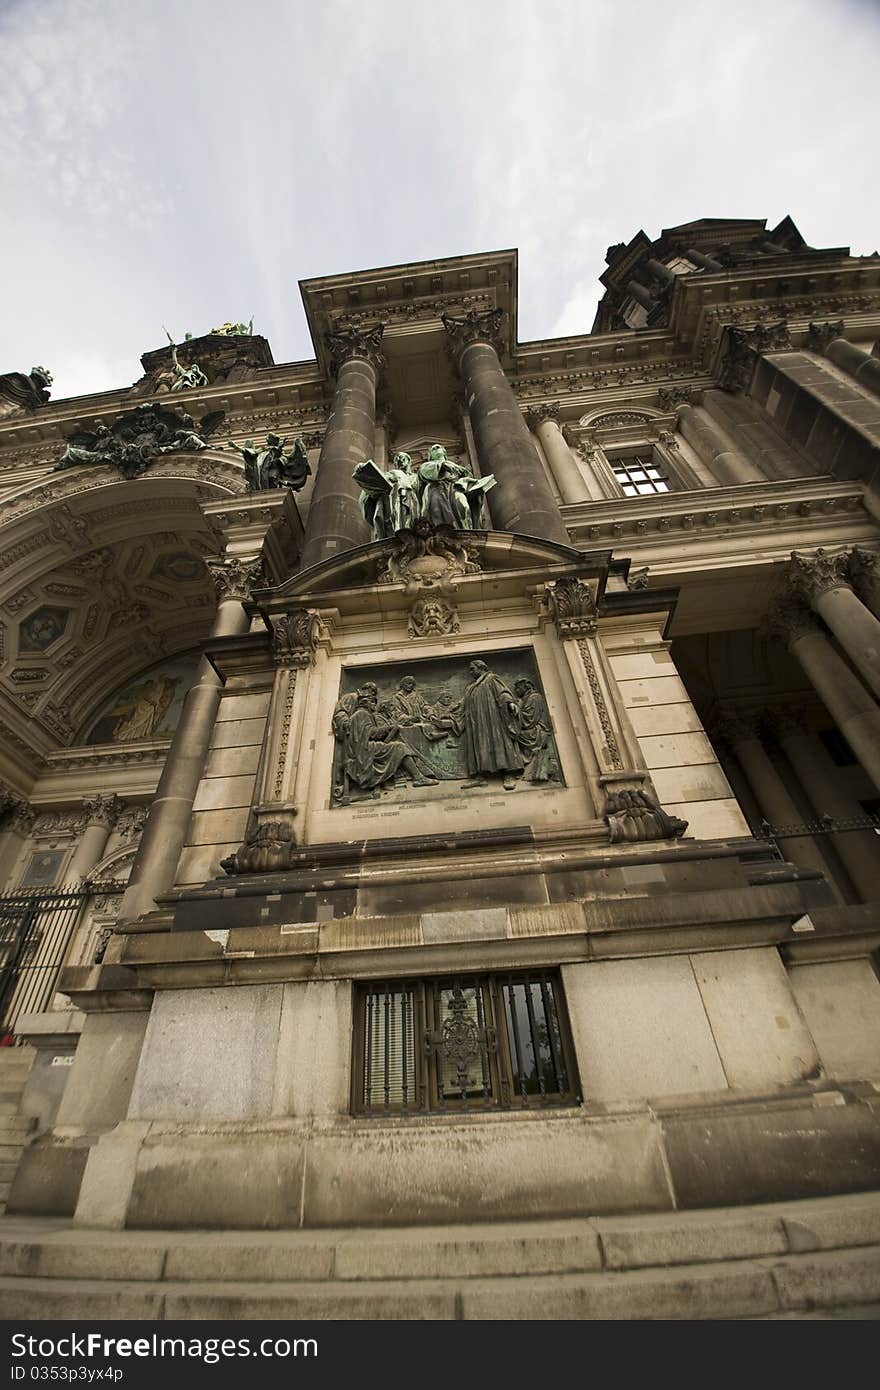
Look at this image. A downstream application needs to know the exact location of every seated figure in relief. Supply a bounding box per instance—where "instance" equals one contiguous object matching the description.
[332,682,439,802]
[418,444,495,531]
[353,451,422,541]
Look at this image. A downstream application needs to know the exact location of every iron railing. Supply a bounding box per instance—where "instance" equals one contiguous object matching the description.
[753,813,880,861]
[0,883,120,1035]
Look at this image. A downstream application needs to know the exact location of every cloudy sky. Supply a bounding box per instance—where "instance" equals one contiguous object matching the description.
[1,0,877,401]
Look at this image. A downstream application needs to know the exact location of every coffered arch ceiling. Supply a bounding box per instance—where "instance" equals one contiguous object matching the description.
[0,462,242,761]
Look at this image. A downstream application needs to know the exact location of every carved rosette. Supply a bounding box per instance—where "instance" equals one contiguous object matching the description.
[271,609,322,667]
[806,320,845,355]
[442,308,504,364]
[524,402,561,431]
[790,548,852,603]
[79,793,122,830]
[718,321,791,393]
[325,324,385,378]
[206,556,264,603]
[546,577,598,637]
[408,595,460,639]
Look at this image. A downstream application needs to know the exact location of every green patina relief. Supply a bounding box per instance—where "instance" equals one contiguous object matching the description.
[331,650,562,806]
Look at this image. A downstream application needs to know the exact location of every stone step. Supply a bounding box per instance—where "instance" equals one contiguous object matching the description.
[0,1192,877,1319]
[0,1246,879,1321]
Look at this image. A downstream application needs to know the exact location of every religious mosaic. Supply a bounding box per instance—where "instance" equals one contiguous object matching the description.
[331,651,562,806]
[84,654,199,745]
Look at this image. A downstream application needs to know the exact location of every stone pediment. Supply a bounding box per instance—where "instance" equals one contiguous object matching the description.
[253,524,606,609]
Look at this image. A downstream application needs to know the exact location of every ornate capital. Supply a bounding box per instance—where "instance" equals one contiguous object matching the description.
[806,320,845,355]
[710,706,761,749]
[546,576,598,637]
[271,609,322,667]
[80,793,122,830]
[790,548,851,603]
[524,402,561,431]
[206,556,264,603]
[718,321,791,393]
[442,308,504,363]
[657,385,696,410]
[848,546,879,590]
[325,324,385,377]
[762,705,808,743]
[764,594,819,647]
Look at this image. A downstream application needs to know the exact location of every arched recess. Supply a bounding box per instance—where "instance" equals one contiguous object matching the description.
[0,457,246,771]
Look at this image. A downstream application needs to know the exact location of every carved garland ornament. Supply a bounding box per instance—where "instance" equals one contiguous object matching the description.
[575,638,624,771]
[274,669,297,800]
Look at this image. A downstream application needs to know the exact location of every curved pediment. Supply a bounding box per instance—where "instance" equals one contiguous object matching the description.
[258,524,601,604]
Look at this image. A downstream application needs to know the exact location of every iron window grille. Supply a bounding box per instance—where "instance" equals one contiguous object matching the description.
[610,453,671,497]
[352,970,580,1115]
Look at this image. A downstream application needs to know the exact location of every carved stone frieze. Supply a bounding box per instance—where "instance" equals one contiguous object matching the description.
[627,566,650,591]
[408,594,460,639]
[546,577,598,637]
[806,320,845,355]
[718,321,791,393]
[377,520,482,590]
[115,805,148,840]
[54,404,226,481]
[206,556,264,603]
[325,324,385,377]
[271,610,322,667]
[335,291,491,331]
[442,308,504,362]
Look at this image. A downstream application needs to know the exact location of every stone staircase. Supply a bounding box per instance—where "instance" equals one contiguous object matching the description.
[0,1190,878,1319]
[0,1048,34,1216]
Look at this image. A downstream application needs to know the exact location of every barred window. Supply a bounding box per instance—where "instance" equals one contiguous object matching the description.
[611,453,670,497]
[352,971,580,1115]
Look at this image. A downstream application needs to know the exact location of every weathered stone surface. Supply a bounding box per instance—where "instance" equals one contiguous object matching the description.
[56,1012,150,1131]
[772,1246,880,1311]
[596,1208,787,1269]
[333,1220,601,1280]
[788,961,880,1081]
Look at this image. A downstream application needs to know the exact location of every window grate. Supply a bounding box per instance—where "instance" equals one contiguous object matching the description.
[353,970,580,1116]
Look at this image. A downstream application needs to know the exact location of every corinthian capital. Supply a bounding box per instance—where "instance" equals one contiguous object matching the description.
[765,593,819,647]
[806,320,845,355]
[546,576,597,636]
[848,546,879,588]
[718,321,791,393]
[524,402,561,431]
[790,548,851,603]
[79,793,122,830]
[442,308,504,363]
[206,555,264,602]
[325,324,385,377]
[710,706,760,749]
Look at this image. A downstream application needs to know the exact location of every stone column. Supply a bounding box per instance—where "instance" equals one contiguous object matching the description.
[768,709,878,902]
[702,388,804,480]
[807,321,880,400]
[767,597,880,792]
[525,404,593,505]
[65,795,120,885]
[119,560,256,922]
[626,280,656,310]
[443,310,570,546]
[685,247,724,272]
[676,403,764,485]
[300,324,384,572]
[849,547,880,619]
[714,710,836,888]
[791,549,880,699]
[644,257,675,288]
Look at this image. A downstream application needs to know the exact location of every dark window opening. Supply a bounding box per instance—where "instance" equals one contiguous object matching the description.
[352,970,580,1115]
[819,728,857,766]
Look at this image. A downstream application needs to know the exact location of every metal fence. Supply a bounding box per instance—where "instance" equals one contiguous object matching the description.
[0,884,120,1035]
[754,812,880,860]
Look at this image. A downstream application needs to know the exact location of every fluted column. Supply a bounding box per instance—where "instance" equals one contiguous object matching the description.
[443,310,570,546]
[807,321,880,400]
[849,547,880,619]
[120,560,256,922]
[525,403,593,504]
[300,325,384,572]
[768,708,878,902]
[714,710,836,888]
[791,549,880,699]
[767,597,880,792]
[65,795,120,885]
[676,404,764,485]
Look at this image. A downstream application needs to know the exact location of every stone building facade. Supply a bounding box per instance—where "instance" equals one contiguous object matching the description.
[0,215,879,1228]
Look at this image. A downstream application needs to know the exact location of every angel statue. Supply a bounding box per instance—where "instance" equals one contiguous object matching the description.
[353,451,422,541]
[418,444,495,530]
[228,433,311,492]
[210,319,254,337]
[164,330,208,391]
